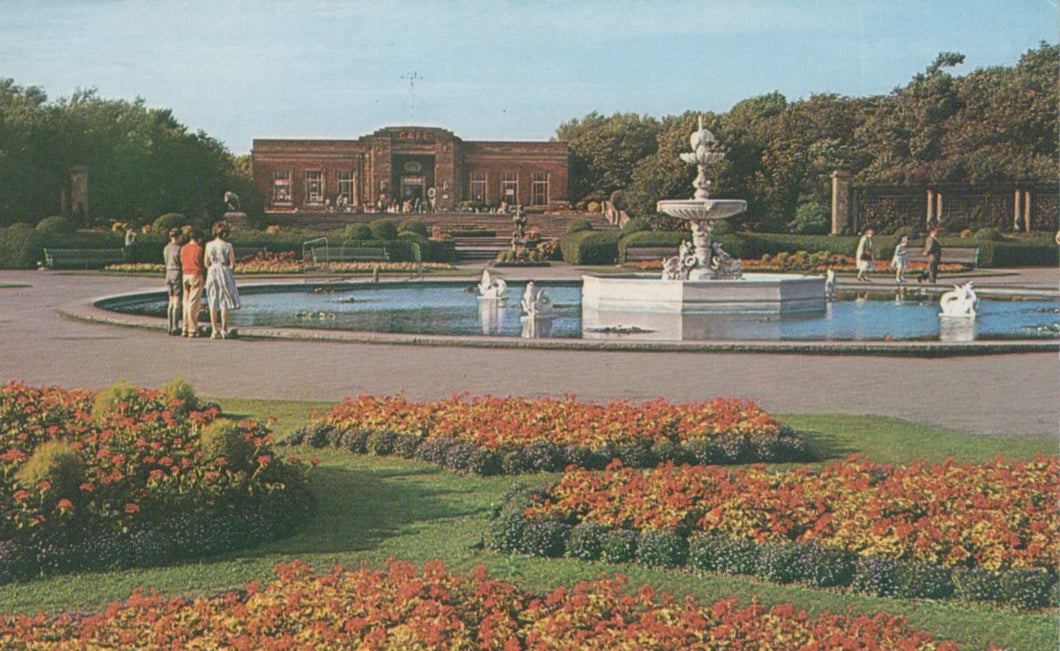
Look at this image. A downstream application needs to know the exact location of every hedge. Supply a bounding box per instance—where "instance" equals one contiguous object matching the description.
[489,488,1058,611]
[617,230,688,261]
[559,229,622,264]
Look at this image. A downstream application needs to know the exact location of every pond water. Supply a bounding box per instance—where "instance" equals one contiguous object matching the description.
[106,281,1059,342]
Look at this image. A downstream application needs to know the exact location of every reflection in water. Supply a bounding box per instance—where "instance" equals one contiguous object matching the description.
[477,297,506,335]
[938,315,977,342]
[520,315,554,338]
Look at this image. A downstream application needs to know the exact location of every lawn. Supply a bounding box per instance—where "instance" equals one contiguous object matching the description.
[0,398,1054,650]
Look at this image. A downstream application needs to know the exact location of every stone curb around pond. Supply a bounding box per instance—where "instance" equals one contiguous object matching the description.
[59,288,1060,359]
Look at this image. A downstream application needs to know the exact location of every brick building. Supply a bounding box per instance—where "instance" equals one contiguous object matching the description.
[251,126,569,215]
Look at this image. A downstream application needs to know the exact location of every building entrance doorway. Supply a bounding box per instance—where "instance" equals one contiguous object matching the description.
[401,176,426,202]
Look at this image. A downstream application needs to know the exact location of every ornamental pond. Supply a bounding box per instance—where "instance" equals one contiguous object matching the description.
[102,280,1059,343]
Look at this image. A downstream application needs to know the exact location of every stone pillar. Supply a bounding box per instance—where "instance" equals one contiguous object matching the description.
[70,165,88,225]
[830,170,850,234]
[1024,190,1032,232]
[936,192,943,224]
[1014,188,1022,231]
[926,189,935,225]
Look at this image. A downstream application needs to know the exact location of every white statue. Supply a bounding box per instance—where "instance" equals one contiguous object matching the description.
[939,282,979,318]
[709,241,742,279]
[824,269,837,301]
[520,281,553,317]
[477,269,507,300]
[662,241,699,280]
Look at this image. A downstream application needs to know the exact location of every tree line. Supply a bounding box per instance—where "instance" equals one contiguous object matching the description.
[0,43,1054,233]
[0,83,253,228]
[557,43,1058,232]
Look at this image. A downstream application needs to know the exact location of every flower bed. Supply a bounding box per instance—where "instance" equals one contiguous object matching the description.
[626,252,968,273]
[492,457,1059,609]
[287,395,810,474]
[0,380,312,581]
[0,559,964,649]
[105,251,454,275]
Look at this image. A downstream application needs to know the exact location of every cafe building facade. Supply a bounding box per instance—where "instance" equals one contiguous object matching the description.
[251,126,569,214]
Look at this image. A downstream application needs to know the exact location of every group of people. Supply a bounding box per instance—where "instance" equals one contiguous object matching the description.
[855,226,942,284]
[162,221,241,339]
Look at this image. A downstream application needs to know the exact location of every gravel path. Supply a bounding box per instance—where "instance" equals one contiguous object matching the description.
[1,267,1056,438]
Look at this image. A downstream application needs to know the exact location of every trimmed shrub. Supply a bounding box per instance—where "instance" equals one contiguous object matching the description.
[489,512,526,553]
[501,451,528,475]
[14,441,84,499]
[0,223,45,268]
[35,215,76,236]
[160,377,199,414]
[299,422,336,448]
[683,438,725,466]
[636,529,688,568]
[344,224,373,241]
[91,380,141,418]
[397,219,428,237]
[559,230,621,264]
[369,219,398,241]
[614,443,655,468]
[443,441,480,472]
[152,213,186,233]
[417,437,459,464]
[565,217,593,234]
[200,419,255,472]
[567,522,605,560]
[620,217,651,234]
[973,227,1004,242]
[711,535,760,575]
[600,529,638,564]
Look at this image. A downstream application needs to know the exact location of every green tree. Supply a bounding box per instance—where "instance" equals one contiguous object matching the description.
[556,112,661,203]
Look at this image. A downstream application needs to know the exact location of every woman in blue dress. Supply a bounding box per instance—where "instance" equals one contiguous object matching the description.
[204,221,241,339]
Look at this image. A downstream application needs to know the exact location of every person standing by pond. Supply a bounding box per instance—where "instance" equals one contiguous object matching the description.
[855,229,875,282]
[891,235,910,284]
[920,227,942,284]
[180,229,205,337]
[162,228,183,335]
[204,221,240,339]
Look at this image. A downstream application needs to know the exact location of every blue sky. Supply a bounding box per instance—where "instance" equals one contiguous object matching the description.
[2,1,1056,154]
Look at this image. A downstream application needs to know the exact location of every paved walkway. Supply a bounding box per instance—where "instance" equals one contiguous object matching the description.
[0,266,1056,438]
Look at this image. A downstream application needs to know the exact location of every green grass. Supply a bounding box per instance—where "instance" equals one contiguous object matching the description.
[0,402,1054,649]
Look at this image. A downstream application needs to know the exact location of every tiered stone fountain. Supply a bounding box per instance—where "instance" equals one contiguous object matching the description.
[581,119,825,338]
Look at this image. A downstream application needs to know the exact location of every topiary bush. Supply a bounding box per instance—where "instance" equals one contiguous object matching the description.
[973,227,1004,242]
[344,224,373,241]
[953,567,1002,604]
[160,377,199,414]
[14,440,85,499]
[91,380,142,419]
[565,217,593,234]
[852,556,902,598]
[369,219,398,241]
[999,569,1057,610]
[200,418,255,472]
[35,215,76,237]
[620,217,651,235]
[518,519,570,558]
[755,542,804,584]
[397,219,428,237]
[152,213,186,234]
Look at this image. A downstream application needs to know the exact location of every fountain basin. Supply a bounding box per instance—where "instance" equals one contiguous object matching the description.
[655,199,747,222]
[582,273,827,316]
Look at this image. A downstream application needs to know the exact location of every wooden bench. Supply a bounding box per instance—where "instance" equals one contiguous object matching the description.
[622,246,674,263]
[907,245,979,269]
[43,248,126,269]
[310,246,389,263]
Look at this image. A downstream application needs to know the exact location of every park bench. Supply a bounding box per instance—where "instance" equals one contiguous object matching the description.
[310,246,389,263]
[622,246,674,263]
[907,245,979,269]
[43,248,126,269]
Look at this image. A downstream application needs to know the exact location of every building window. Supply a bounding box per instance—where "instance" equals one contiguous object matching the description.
[531,171,550,206]
[469,171,487,205]
[501,172,518,206]
[337,170,356,208]
[271,169,292,205]
[305,170,324,205]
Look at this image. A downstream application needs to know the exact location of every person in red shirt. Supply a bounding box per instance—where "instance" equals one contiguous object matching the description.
[180,229,205,337]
